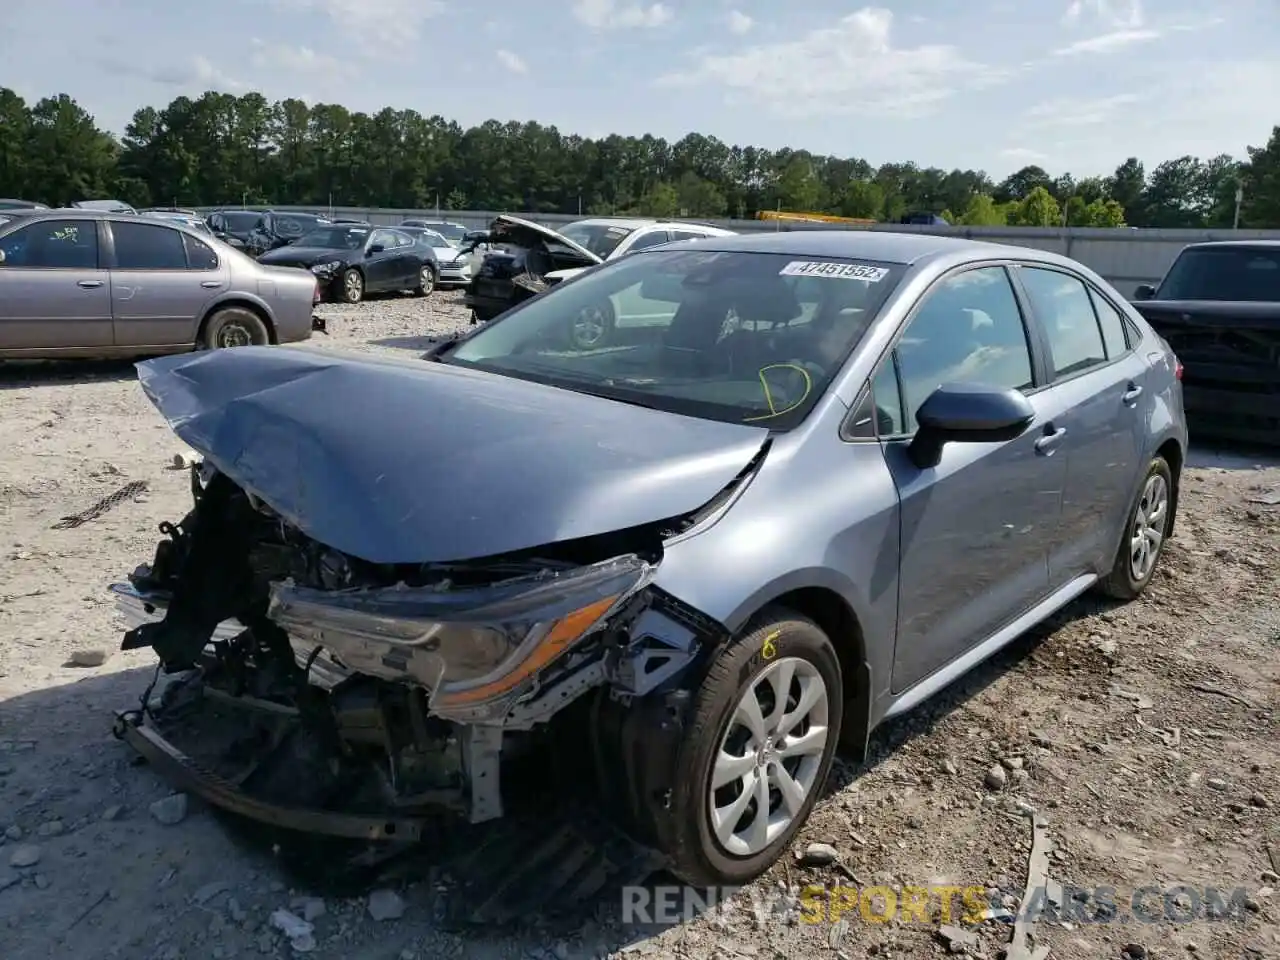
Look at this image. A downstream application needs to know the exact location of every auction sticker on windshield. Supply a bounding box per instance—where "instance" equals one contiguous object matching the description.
[779,261,888,281]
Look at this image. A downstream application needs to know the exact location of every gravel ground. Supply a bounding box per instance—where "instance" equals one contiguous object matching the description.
[1,292,1278,960]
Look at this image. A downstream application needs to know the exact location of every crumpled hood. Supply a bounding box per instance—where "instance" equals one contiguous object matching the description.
[134,347,769,565]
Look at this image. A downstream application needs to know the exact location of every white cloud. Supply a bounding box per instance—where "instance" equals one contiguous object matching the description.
[249,39,353,78]
[496,49,527,73]
[1052,28,1160,55]
[96,54,249,92]
[571,0,672,30]
[726,10,753,35]
[1062,0,1144,28]
[1000,147,1049,163]
[272,0,445,53]
[1025,93,1145,128]
[655,8,1005,118]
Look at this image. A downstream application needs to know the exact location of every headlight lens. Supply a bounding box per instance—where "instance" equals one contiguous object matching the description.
[311,260,342,275]
[267,554,653,722]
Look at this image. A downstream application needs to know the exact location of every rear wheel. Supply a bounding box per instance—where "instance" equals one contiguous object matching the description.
[660,608,843,886]
[201,307,270,350]
[1098,455,1174,599]
[341,268,364,304]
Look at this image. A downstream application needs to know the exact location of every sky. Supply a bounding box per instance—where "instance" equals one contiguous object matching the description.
[2,0,1276,180]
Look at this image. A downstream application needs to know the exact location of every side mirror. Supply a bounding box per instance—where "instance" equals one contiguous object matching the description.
[368,243,385,254]
[907,383,1035,469]
[1133,283,1157,301]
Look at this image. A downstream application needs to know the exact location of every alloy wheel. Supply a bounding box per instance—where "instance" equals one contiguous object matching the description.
[709,656,830,857]
[1129,472,1168,581]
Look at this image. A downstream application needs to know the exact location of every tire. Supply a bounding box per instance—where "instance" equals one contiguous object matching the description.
[661,607,843,887]
[340,268,364,304]
[415,263,437,297]
[201,307,270,350]
[1098,455,1174,600]
[567,298,616,350]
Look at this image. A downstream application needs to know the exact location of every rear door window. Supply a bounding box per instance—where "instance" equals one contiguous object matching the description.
[1087,287,1130,359]
[1017,266,1108,379]
[110,221,187,270]
[184,234,219,270]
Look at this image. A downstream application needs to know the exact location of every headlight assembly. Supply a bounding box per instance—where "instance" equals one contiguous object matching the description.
[267,554,654,722]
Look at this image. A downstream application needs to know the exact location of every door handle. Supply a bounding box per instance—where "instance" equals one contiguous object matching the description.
[77,279,103,288]
[1122,384,1143,404]
[200,280,222,288]
[1034,426,1067,454]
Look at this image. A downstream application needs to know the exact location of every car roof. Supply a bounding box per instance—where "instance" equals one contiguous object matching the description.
[1181,239,1280,251]
[655,229,1055,266]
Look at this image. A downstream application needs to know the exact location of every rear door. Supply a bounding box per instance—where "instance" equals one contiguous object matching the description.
[0,218,112,350]
[107,219,227,347]
[1009,264,1145,584]
[388,229,420,286]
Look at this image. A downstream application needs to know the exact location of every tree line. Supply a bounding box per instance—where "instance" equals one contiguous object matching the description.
[2,87,1279,229]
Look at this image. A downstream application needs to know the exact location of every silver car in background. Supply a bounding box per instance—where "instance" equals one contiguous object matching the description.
[0,210,322,359]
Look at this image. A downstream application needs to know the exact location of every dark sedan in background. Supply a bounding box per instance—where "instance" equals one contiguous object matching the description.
[257,224,437,303]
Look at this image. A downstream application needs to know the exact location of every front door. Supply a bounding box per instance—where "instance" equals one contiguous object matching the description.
[363,229,402,292]
[0,217,112,350]
[880,264,1067,693]
[108,219,224,347]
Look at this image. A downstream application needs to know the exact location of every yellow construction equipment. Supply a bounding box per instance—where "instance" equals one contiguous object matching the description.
[757,210,877,226]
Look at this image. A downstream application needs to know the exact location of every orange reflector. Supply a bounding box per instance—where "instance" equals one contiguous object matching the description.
[433,595,618,708]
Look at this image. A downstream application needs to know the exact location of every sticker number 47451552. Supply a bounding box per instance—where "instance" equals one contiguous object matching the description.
[779,260,888,282]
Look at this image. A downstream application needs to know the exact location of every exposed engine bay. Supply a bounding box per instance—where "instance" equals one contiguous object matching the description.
[112,460,732,844]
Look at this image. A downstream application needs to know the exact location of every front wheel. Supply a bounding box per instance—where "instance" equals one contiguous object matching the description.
[340,268,364,304]
[1098,455,1174,599]
[661,608,843,886]
[415,264,437,297]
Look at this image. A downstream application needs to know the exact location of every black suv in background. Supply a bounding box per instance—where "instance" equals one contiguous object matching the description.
[205,210,332,257]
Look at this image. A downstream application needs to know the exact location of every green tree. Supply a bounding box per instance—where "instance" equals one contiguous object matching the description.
[1007,186,1061,226]
[838,179,884,219]
[1240,126,1280,228]
[956,193,1006,226]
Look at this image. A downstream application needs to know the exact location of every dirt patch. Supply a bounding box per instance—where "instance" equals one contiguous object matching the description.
[1,297,1277,959]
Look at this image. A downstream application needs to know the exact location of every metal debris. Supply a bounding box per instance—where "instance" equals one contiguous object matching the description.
[1007,811,1053,960]
[52,480,148,529]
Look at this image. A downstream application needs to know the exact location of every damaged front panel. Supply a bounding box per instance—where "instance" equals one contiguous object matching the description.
[112,458,736,841]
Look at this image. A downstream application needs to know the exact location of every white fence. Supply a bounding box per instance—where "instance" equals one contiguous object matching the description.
[201,206,1280,297]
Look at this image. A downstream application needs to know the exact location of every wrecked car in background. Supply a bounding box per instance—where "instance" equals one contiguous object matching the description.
[462,216,734,335]
[112,231,1185,889]
[1132,239,1280,446]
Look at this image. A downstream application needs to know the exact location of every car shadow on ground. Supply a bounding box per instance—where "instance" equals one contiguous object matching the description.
[0,358,141,391]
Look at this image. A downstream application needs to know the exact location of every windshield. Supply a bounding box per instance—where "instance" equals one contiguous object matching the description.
[272,214,326,238]
[295,226,370,250]
[445,249,904,429]
[422,223,464,243]
[559,222,636,259]
[1157,247,1280,302]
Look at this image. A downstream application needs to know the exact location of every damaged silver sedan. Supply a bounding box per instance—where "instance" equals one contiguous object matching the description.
[112,231,1185,888]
